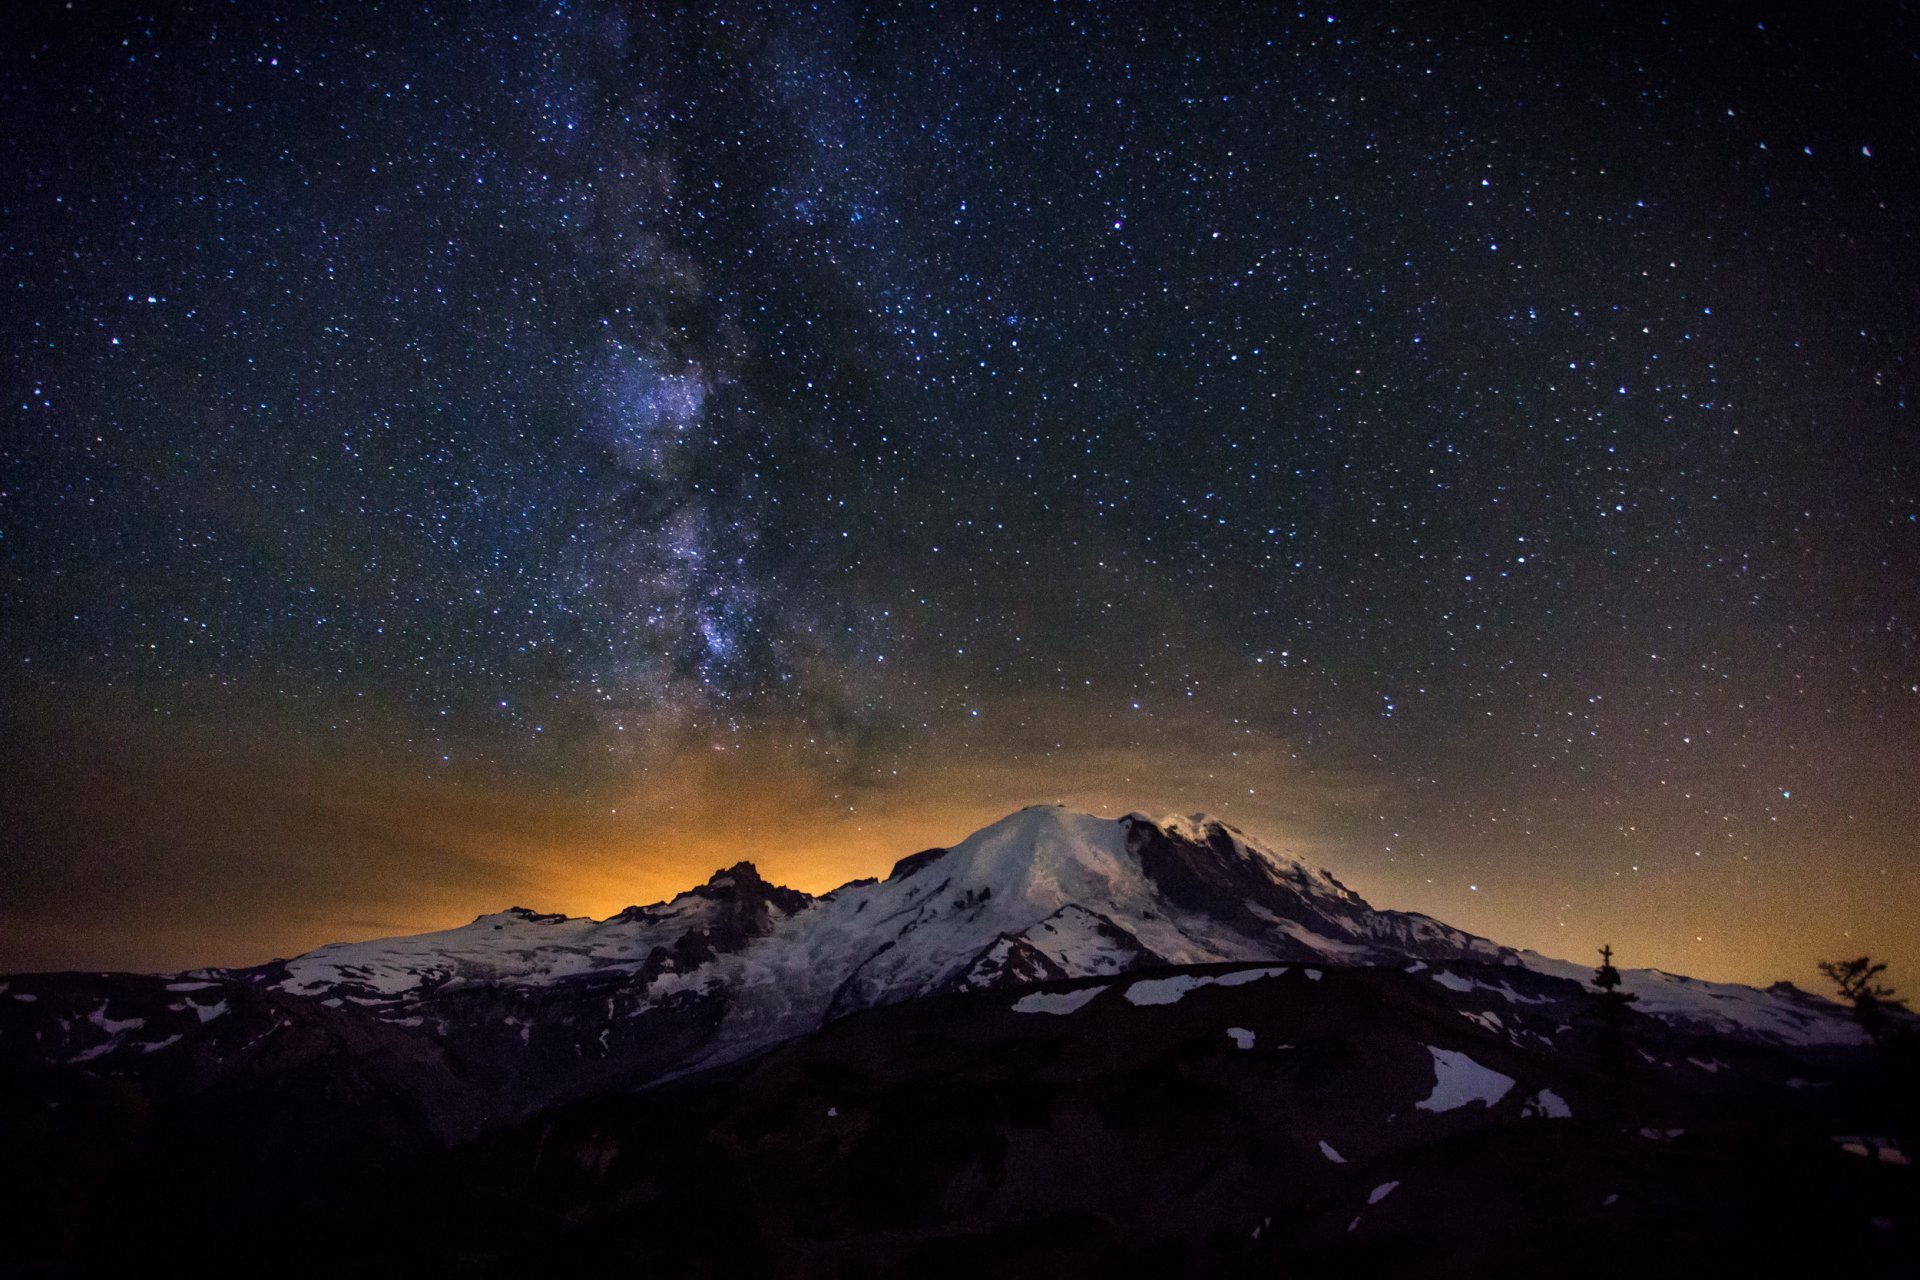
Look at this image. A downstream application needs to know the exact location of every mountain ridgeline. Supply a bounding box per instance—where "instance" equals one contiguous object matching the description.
[0,806,1909,1277]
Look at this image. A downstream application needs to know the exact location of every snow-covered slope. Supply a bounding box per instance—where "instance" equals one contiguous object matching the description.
[259,804,1860,1077]
[280,860,808,1003]
[281,810,1476,1001]
[1516,953,1867,1048]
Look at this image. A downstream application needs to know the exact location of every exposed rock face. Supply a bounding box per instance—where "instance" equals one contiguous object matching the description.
[952,905,1162,992]
[886,846,950,881]
[1122,811,1504,964]
[661,860,814,954]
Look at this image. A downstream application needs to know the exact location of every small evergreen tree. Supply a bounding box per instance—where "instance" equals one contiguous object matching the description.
[1820,956,1917,1158]
[1586,944,1640,1102]
[1592,943,1639,1010]
[1818,955,1906,1044]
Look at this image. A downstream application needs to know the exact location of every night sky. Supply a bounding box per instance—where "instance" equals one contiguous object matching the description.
[4,1,1916,989]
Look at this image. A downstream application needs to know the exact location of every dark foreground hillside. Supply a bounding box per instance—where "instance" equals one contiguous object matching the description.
[7,961,1913,1278]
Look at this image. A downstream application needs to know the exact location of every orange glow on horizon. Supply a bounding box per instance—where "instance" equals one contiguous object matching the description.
[2,691,1914,1002]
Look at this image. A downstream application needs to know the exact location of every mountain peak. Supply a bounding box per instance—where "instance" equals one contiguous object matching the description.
[699,860,765,889]
[686,859,812,916]
[932,805,1134,890]
[476,906,576,926]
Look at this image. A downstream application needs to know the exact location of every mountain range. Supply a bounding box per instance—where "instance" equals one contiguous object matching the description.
[1,806,1910,1277]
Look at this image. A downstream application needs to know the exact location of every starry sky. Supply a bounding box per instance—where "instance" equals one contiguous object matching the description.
[3,0,1916,989]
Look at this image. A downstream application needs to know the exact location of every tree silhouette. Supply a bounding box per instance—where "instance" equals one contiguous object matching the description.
[1818,956,1907,1045]
[1585,944,1640,1100]
[1820,957,1917,1158]
[1592,944,1639,1011]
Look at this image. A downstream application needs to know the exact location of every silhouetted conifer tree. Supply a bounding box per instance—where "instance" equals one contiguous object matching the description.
[1592,944,1639,1015]
[1584,944,1640,1116]
[1820,956,1917,1163]
[1818,956,1906,1046]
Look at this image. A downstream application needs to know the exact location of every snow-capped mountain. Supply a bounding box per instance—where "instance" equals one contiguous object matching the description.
[264,805,1856,1062]
[243,805,1524,1094]
[2,805,1863,1129]
[275,807,1500,1027]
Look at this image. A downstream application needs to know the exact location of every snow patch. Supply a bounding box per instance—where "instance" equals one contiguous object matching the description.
[1429,969,1548,1005]
[88,1006,144,1035]
[1124,967,1288,1006]
[1318,1139,1347,1164]
[1835,1136,1909,1165]
[1226,1026,1255,1050]
[1415,1046,1514,1112]
[68,1003,150,1063]
[1125,975,1210,1007]
[1524,1089,1572,1119]
[1368,1180,1400,1204]
[1215,965,1289,987]
[1269,919,1371,958]
[1012,987,1104,1016]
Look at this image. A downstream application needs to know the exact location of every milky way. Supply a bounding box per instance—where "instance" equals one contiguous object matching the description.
[3,2,1916,986]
